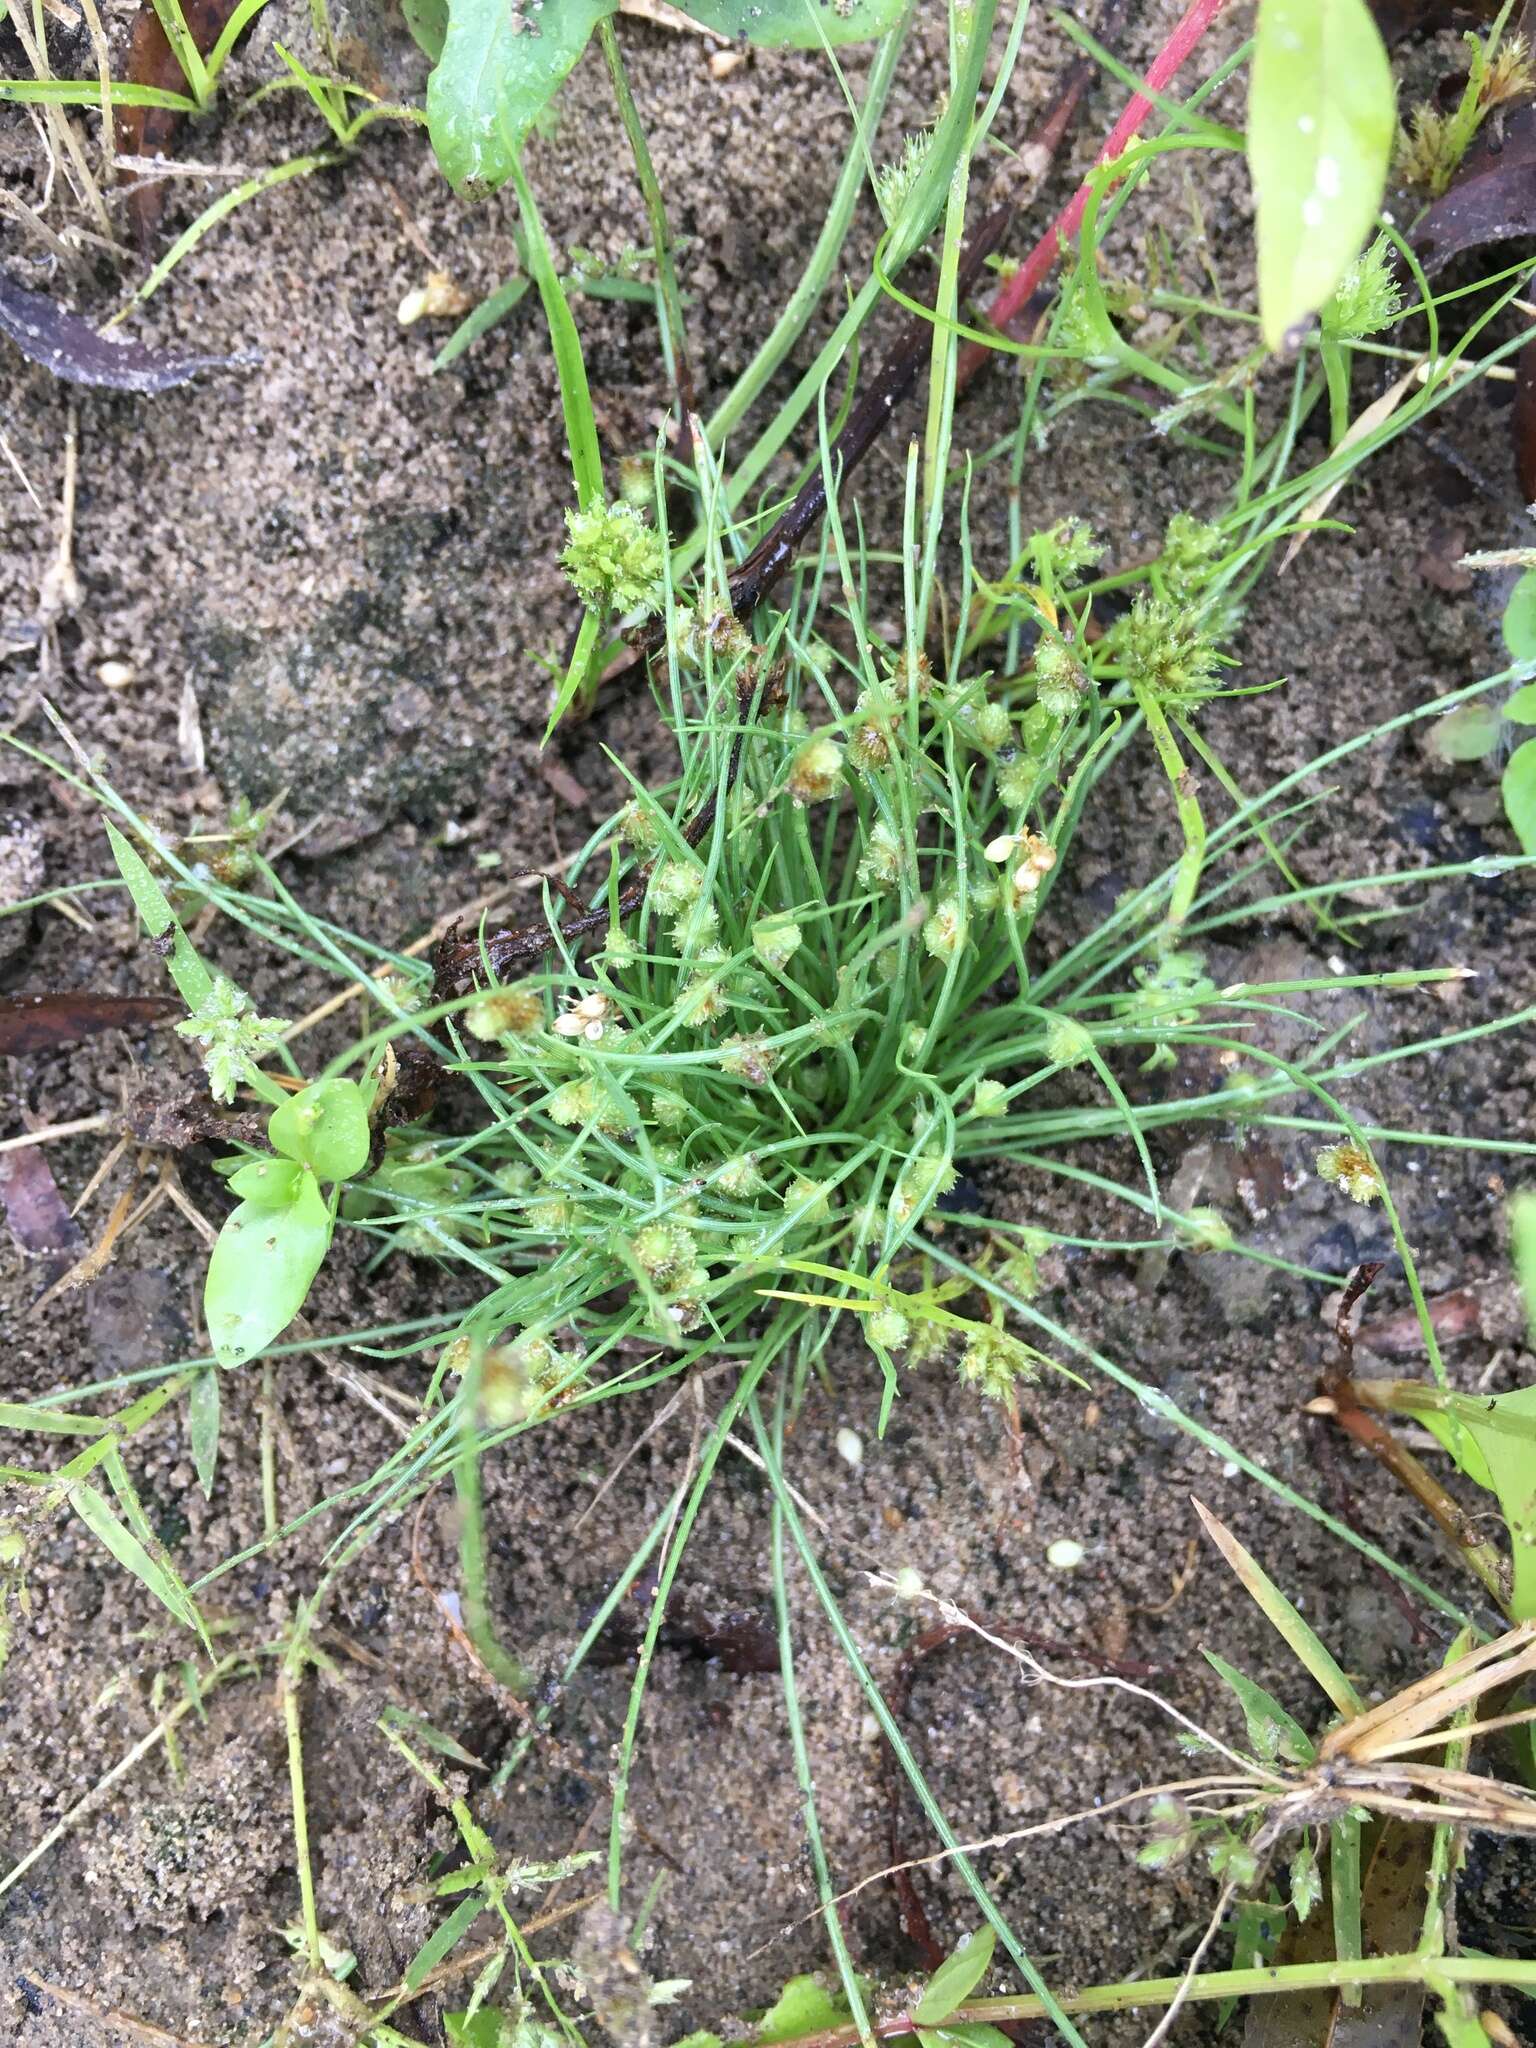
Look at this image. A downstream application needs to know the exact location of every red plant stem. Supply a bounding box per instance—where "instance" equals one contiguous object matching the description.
[961,0,1231,377]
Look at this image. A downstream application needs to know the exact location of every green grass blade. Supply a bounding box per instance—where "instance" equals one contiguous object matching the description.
[1193,1499,1363,1718]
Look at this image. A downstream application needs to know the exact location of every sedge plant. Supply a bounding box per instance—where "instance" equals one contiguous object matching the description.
[9,2,1536,2040]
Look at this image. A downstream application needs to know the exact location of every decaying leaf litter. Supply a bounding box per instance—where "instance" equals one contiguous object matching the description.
[3,1,1536,2045]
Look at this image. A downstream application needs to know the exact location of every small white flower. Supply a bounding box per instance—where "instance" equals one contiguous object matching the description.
[553,990,613,1041]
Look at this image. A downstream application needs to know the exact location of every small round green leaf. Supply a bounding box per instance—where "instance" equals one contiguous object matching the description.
[205,1172,332,1367]
[1427,702,1502,764]
[268,1079,371,1181]
[227,1156,304,1206]
[1506,682,1536,725]
[1504,737,1536,855]
[1502,572,1536,662]
[913,1926,995,2027]
[1247,0,1395,349]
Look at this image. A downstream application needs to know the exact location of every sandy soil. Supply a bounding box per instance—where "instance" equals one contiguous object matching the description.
[2,3,1535,2044]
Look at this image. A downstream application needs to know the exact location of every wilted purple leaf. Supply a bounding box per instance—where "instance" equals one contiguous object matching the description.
[0,271,256,393]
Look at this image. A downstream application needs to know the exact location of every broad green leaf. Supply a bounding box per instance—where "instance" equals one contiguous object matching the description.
[188,1366,220,1498]
[404,1893,485,1993]
[70,1480,202,1635]
[425,0,904,198]
[268,1078,371,1181]
[1507,682,1536,723]
[681,0,902,44]
[913,1926,995,2027]
[1502,573,1536,662]
[1415,1404,1495,1492]
[426,0,612,197]
[227,1156,304,1206]
[1247,0,1395,349]
[1514,1193,1536,1348]
[1202,1648,1315,1763]
[105,820,214,1012]
[402,0,447,60]
[915,2027,1013,2048]
[1503,736,1536,854]
[756,1976,855,2042]
[1441,1385,1536,1619]
[446,2015,508,2048]
[204,1172,332,1367]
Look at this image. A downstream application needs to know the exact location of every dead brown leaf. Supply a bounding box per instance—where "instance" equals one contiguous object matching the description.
[0,991,181,1056]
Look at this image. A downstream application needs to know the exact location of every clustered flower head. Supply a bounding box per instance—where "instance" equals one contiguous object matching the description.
[1116,594,1225,706]
[958,1326,1036,1401]
[752,916,803,974]
[721,1031,777,1084]
[562,499,666,616]
[867,1306,911,1352]
[922,894,967,962]
[985,827,1057,909]
[633,1222,696,1287]
[176,974,288,1104]
[1036,643,1097,733]
[888,1149,956,1229]
[1027,517,1104,589]
[1043,1013,1093,1067]
[786,732,844,806]
[464,983,544,1041]
[1316,1142,1383,1206]
[857,820,903,891]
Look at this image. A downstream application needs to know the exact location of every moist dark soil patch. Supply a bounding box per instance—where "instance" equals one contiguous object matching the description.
[3,5,1536,2045]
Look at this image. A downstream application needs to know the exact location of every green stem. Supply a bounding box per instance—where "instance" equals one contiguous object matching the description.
[755,1422,1090,2048]
[1319,332,1351,446]
[704,7,910,448]
[1134,688,1206,934]
[763,1390,875,2048]
[598,18,693,432]
[607,1351,770,1908]
[281,1645,322,1973]
[755,1954,1536,2045]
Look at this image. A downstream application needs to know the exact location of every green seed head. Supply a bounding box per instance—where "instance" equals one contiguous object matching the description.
[1044,1015,1093,1067]
[922,895,967,962]
[562,499,665,617]
[463,984,544,1041]
[857,820,903,890]
[752,916,804,973]
[633,1222,697,1286]
[867,1307,911,1351]
[786,733,844,806]
[1034,639,1087,722]
[1316,1143,1382,1205]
